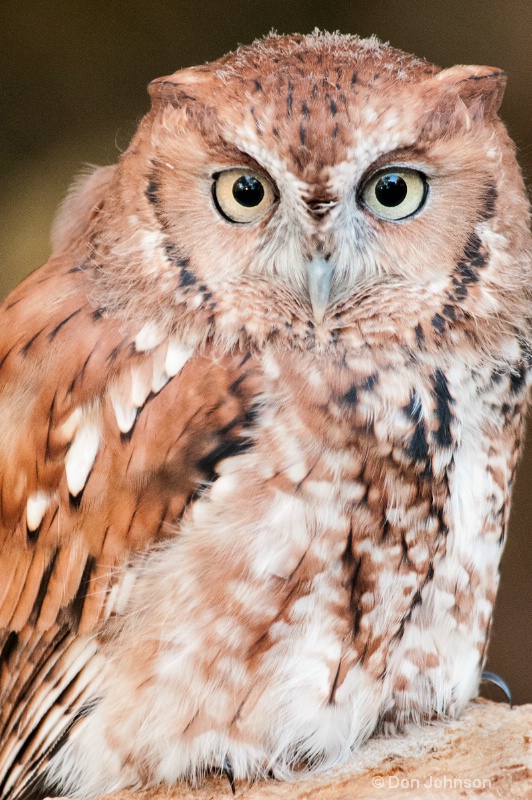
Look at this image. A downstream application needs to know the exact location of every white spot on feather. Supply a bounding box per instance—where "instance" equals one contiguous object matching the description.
[135,321,166,352]
[164,340,194,377]
[130,364,152,408]
[340,481,366,502]
[189,294,203,310]
[208,473,238,501]
[151,367,170,393]
[65,415,101,496]
[262,349,280,379]
[26,491,52,531]
[110,389,138,434]
[140,231,162,261]
[151,345,170,393]
[286,461,308,483]
[104,567,141,619]
[56,406,82,444]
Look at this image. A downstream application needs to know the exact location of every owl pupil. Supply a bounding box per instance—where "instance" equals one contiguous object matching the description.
[232,176,265,207]
[375,174,408,207]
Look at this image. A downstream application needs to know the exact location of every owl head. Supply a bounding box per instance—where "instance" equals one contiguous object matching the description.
[53,32,531,357]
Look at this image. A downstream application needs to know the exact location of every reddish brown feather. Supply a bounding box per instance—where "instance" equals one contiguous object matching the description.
[0,250,261,647]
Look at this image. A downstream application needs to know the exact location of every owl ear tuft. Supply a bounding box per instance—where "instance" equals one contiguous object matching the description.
[148,67,211,107]
[434,64,507,120]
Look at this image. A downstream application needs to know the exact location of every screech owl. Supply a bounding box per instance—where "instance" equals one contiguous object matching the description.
[0,30,531,800]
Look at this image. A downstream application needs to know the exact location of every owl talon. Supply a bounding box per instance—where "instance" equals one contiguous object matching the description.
[481,671,513,707]
[223,757,236,795]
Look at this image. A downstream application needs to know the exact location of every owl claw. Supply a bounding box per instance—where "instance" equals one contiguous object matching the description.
[223,757,236,795]
[481,670,513,707]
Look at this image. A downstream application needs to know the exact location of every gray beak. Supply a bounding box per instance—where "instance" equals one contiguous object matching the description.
[306,256,333,323]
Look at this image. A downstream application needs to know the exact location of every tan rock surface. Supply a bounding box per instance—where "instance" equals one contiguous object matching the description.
[54,700,532,800]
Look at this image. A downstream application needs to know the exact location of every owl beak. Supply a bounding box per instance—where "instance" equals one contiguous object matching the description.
[307,256,333,324]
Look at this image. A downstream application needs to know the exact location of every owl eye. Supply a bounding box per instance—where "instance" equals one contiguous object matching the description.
[212,168,277,223]
[360,168,428,221]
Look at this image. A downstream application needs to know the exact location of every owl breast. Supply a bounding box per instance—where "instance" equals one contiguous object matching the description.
[46,339,523,791]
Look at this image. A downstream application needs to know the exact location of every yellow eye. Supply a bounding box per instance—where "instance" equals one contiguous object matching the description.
[212,168,277,223]
[361,168,428,221]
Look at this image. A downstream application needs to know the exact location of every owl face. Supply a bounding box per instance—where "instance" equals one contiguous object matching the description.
[89,32,528,350]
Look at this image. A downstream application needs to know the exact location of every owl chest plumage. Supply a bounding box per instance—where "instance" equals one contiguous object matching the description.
[47,339,523,791]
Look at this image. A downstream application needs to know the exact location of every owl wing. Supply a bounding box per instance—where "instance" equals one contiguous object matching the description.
[0,167,262,797]
[0,252,259,646]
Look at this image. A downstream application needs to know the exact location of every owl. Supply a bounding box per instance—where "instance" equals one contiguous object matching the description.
[0,30,530,800]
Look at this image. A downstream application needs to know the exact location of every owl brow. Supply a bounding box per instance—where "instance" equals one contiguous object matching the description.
[360,144,430,178]
[207,141,270,173]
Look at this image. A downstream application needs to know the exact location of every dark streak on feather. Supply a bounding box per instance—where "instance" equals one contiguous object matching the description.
[197,437,253,485]
[21,328,45,356]
[328,658,343,705]
[0,344,15,371]
[68,350,92,394]
[509,364,527,395]
[29,549,60,626]
[48,308,83,341]
[362,373,378,391]
[145,179,159,205]
[68,489,84,511]
[341,385,358,406]
[432,369,454,447]
[414,324,424,344]
[26,520,42,544]
[107,338,127,362]
[442,304,456,321]
[404,392,430,467]
[462,233,486,267]
[180,268,197,288]
[68,556,97,630]
[431,313,445,334]
[432,502,449,537]
[480,183,497,220]
[0,631,19,666]
[286,81,293,117]
[67,260,89,274]
[165,243,191,270]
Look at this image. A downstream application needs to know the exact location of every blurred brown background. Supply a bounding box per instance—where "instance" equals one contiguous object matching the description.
[0,1,530,702]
